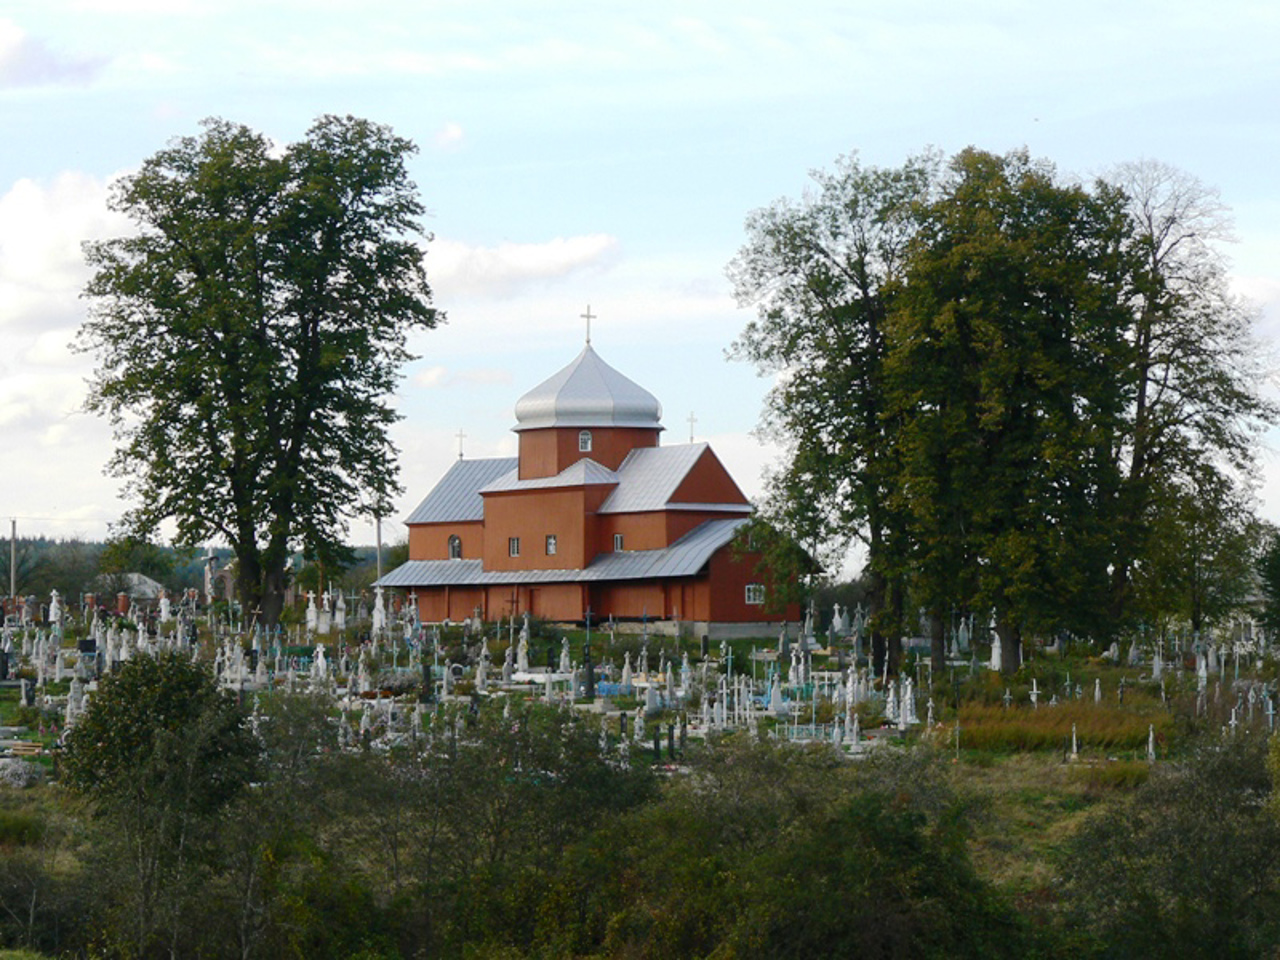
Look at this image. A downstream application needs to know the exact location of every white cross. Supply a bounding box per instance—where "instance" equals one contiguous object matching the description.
[455,428,466,460]
[581,304,595,345]
[687,411,697,443]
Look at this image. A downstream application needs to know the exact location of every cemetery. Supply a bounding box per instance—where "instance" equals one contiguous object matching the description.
[2,580,1278,957]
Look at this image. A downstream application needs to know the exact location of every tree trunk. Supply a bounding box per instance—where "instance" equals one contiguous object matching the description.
[929,612,946,671]
[997,617,1022,675]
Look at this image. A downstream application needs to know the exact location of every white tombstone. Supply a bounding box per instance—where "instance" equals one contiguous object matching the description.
[372,586,387,636]
[334,592,347,631]
[305,592,318,633]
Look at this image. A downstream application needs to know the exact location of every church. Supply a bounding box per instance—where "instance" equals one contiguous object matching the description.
[378,334,796,636]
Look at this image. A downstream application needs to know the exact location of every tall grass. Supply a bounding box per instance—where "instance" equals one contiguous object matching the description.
[956,700,1171,753]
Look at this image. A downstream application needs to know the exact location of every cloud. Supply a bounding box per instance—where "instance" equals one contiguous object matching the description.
[429,233,620,299]
[0,19,106,88]
[412,365,512,390]
[0,171,132,336]
[433,121,465,150]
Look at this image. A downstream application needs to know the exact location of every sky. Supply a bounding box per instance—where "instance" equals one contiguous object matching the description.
[2,0,1279,572]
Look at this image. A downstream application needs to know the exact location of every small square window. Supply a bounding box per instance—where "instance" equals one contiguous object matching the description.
[546,534,557,556]
[508,537,520,557]
[613,533,624,552]
[579,430,593,452]
[745,583,765,605]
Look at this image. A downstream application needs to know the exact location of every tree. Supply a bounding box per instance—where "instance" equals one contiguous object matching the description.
[62,652,256,957]
[729,151,941,674]
[1103,160,1276,627]
[79,116,440,626]
[1257,525,1280,636]
[1130,465,1263,634]
[887,149,1136,671]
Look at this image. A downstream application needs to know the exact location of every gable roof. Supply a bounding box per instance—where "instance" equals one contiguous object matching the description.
[377,518,749,588]
[405,457,518,524]
[597,443,750,515]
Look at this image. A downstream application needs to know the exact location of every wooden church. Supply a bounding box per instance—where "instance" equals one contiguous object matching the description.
[378,337,796,635]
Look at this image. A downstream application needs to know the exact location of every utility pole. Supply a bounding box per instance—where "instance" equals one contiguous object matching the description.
[9,518,15,603]
[375,516,383,584]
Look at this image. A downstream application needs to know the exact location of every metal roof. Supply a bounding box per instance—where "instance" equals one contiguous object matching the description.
[480,458,620,494]
[512,343,663,432]
[404,457,518,524]
[599,443,709,514]
[377,518,750,587]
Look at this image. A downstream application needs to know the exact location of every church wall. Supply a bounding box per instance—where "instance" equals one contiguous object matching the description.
[408,521,484,561]
[595,512,671,554]
[495,583,585,622]
[414,585,488,623]
[593,581,669,620]
[481,487,601,570]
[706,546,796,623]
[517,426,660,479]
[669,448,751,506]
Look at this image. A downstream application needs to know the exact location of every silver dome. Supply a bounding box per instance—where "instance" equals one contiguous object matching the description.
[513,344,663,431]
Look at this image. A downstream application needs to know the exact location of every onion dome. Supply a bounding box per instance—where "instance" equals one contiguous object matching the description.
[513,344,663,432]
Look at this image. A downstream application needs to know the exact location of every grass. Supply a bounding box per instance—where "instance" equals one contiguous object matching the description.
[955,700,1171,753]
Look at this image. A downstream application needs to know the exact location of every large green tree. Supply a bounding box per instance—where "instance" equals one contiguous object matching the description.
[729,151,941,673]
[79,116,439,625]
[887,148,1136,671]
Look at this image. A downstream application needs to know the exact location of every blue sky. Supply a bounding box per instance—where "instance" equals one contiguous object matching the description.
[2,1,1279,569]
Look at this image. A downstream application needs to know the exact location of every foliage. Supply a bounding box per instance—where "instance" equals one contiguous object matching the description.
[889,148,1135,670]
[731,148,1274,673]
[1256,526,1280,635]
[97,532,184,590]
[79,115,440,625]
[61,652,256,958]
[1060,733,1280,959]
[729,150,941,671]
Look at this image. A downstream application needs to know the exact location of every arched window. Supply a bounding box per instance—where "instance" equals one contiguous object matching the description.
[448,535,462,559]
[579,430,592,452]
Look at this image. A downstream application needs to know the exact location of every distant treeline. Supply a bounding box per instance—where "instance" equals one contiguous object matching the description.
[0,536,404,603]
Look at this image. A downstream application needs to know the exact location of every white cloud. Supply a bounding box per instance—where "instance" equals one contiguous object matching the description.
[433,121,465,150]
[0,171,132,335]
[413,365,511,389]
[0,19,105,88]
[429,233,620,299]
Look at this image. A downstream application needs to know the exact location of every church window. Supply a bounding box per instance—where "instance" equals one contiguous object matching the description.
[509,537,521,557]
[546,534,557,556]
[745,583,765,605]
[614,533,624,551]
[448,535,462,559]
[579,430,592,452]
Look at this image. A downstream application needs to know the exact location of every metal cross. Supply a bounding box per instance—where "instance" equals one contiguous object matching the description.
[687,411,697,443]
[455,428,466,460]
[581,304,595,345]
